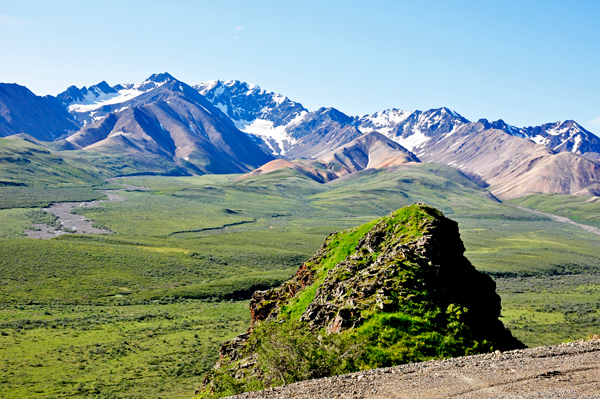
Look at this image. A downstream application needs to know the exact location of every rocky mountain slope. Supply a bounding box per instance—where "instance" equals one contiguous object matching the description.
[416,121,600,199]
[199,204,523,397]
[2,73,599,189]
[240,132,419,183]
[0,83,78,141]
[193,79,600,160]
[194,80,307,156]
[191,79,600,198]
[54,74,274,174]
[356,107,470,155]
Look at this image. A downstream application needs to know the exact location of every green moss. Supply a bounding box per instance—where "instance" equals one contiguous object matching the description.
[281,205,439,320]
[352,304,490,369]
[281,219,380,319]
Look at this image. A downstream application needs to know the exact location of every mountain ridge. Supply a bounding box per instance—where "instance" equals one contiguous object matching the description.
[2,73,600,195]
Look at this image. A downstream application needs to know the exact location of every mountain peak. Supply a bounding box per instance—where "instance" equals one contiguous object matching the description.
[314,107,353,124]
[146,72,177,83]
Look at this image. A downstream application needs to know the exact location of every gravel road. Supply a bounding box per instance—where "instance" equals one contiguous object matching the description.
[512,205,600,236]
[229,339,600,399]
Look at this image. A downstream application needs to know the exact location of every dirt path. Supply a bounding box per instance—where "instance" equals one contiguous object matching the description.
[513,205,600,236]
[25,179,149,239]
[229,340,600,399]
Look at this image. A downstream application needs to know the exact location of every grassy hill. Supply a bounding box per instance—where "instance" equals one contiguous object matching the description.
[508,193,600,228]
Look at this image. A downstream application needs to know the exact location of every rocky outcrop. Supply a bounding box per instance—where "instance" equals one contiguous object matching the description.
[240,204,520,347]
[200,204,524,397]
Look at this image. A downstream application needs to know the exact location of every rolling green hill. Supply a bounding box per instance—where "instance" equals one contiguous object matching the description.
[0,137,102,187]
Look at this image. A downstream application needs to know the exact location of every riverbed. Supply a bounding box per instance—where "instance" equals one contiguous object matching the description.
[25,181,148,239]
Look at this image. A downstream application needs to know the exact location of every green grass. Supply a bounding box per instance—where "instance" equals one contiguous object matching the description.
[0,300,249,399]
[58,150,190,178]
[1,163,600,397]
[0,137,104,187]
[0,187,106,209]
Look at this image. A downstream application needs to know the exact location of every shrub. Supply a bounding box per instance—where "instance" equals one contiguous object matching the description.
[249,319,362,386]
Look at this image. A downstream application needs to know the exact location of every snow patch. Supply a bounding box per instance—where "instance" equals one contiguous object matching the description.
[392,130,431,152]
[233,112,306,156]
[68,81,166,112]
[530,135,547,145]
[215,102,229,116]
[213,84,225,97]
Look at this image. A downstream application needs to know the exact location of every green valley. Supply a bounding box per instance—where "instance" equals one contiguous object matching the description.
[1,157,600,398]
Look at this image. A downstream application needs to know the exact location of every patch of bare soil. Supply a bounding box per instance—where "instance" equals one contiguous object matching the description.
[229,339,600,399]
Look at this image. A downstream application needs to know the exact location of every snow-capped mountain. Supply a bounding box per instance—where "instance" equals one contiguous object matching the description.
[356,107,470,157]
[520,120,600,155]
[193,78,600,162]
[194,80,307,156]
[356,109,600,158]
[469,118,600,156]
[57,73,186,125]
[54,73,274,174]
[412,120,600,199]
[3,72,600,188]
[283,107,364,159]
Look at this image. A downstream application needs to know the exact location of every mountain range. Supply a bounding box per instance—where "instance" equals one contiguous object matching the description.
[1,72,600,199]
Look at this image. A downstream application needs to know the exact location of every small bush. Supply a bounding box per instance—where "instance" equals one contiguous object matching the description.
[250,320,362,386]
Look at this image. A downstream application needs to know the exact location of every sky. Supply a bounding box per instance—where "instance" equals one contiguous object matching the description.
[1,0,599,134]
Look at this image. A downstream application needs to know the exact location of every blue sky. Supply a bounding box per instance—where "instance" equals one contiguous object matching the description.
[1,0,599,133]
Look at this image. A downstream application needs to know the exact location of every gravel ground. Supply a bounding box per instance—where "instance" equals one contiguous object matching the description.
[24,178,149,239]
[25,190,126,239]
[229,339,600,399]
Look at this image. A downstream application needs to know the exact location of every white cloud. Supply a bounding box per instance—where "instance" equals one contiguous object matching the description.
[590,116,600,126]
[0,15,33,27]
[235,26,243,30]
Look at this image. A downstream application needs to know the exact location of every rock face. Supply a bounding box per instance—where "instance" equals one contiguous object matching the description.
[244,204,520,345]
[202,204,523,396]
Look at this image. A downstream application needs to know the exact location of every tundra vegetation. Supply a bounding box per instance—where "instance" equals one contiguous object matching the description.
[1,147,600,397]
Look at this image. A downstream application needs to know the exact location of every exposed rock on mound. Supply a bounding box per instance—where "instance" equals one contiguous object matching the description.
[199,204,523,397]
[246,204,519,344]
